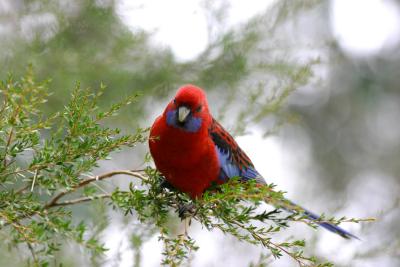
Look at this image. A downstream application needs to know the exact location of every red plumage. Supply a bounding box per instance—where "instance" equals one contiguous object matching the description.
[209,119,254,171]
[149,85,258,197]
[149,85,359,239]
[149,85,222,198]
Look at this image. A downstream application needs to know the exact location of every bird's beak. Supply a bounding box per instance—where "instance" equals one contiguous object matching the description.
[178,106,190,123]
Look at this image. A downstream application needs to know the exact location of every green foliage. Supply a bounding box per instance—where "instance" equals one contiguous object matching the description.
[0,70,147,265]
[0,0,324,129]
[112,171,372,267]
[0,71,373,266]
[0,0,376,264]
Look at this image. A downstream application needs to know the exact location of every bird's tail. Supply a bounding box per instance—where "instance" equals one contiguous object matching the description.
[277,199,359,240]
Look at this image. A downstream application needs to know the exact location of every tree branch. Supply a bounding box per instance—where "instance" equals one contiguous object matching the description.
[44,170,146,208]
[0,169,148,229]
[50,194,112,207]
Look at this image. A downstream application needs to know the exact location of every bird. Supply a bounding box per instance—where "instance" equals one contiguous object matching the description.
[149,84,358,239]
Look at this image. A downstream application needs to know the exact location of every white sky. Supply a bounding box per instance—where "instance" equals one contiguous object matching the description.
[109,0,400,266]
[118,0,400,60]
[116,0,276,61]
[330,0,400,56]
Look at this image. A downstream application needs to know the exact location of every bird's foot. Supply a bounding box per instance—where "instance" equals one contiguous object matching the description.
[158,177,175,191]
[177,202,196,220]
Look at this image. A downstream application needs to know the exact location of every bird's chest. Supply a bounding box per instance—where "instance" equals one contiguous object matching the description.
[151,128,220,198]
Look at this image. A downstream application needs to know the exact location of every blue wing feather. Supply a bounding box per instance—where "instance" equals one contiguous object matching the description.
[209,119,265,184]
[215,146,261,181]
[215,146,237,181]
[209,118,358,239]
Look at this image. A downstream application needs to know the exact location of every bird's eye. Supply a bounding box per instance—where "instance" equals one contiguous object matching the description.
[195,105,202,112]
[173,99,177,104]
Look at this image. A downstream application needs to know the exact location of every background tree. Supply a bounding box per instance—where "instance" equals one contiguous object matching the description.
[0,0,397,266]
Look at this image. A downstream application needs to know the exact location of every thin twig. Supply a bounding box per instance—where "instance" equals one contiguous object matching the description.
[45,170,146,208]
[0,212,36,243]
[0,169,147,228]
[224,219,309,266]
[30,169,38,192]
[15,184,30,194]
[2,167,31,177]
[27,243,38,265]
[2,161,74,177]
[3,128,14,167]
[50,194,112,207]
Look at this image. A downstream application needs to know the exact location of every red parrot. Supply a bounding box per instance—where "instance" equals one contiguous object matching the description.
[149,84,357,239]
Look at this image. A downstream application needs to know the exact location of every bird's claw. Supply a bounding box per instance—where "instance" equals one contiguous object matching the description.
[177,203,196,220]
[158,177,175,191]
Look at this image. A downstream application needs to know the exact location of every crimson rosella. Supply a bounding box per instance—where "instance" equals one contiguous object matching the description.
[149,84,357,239]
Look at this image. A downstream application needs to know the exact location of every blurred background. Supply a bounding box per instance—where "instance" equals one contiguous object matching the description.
[1,0,399,266]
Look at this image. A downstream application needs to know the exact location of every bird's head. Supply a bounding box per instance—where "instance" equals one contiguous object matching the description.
[164,84,211,133]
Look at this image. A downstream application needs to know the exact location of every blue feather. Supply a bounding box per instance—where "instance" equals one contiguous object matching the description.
[303,208,359,239]
[215,146,264,183]
[215,147,358,239]
[209,119,358,239]
[285,200,360,239]
[166,110,202,133]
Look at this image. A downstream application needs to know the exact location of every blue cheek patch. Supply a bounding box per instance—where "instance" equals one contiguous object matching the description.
[166,110,177,127]
[166,110,202,133]
[185,116,202,132]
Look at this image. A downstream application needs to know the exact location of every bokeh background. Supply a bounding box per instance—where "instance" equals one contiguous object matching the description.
[1,0,399,266]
